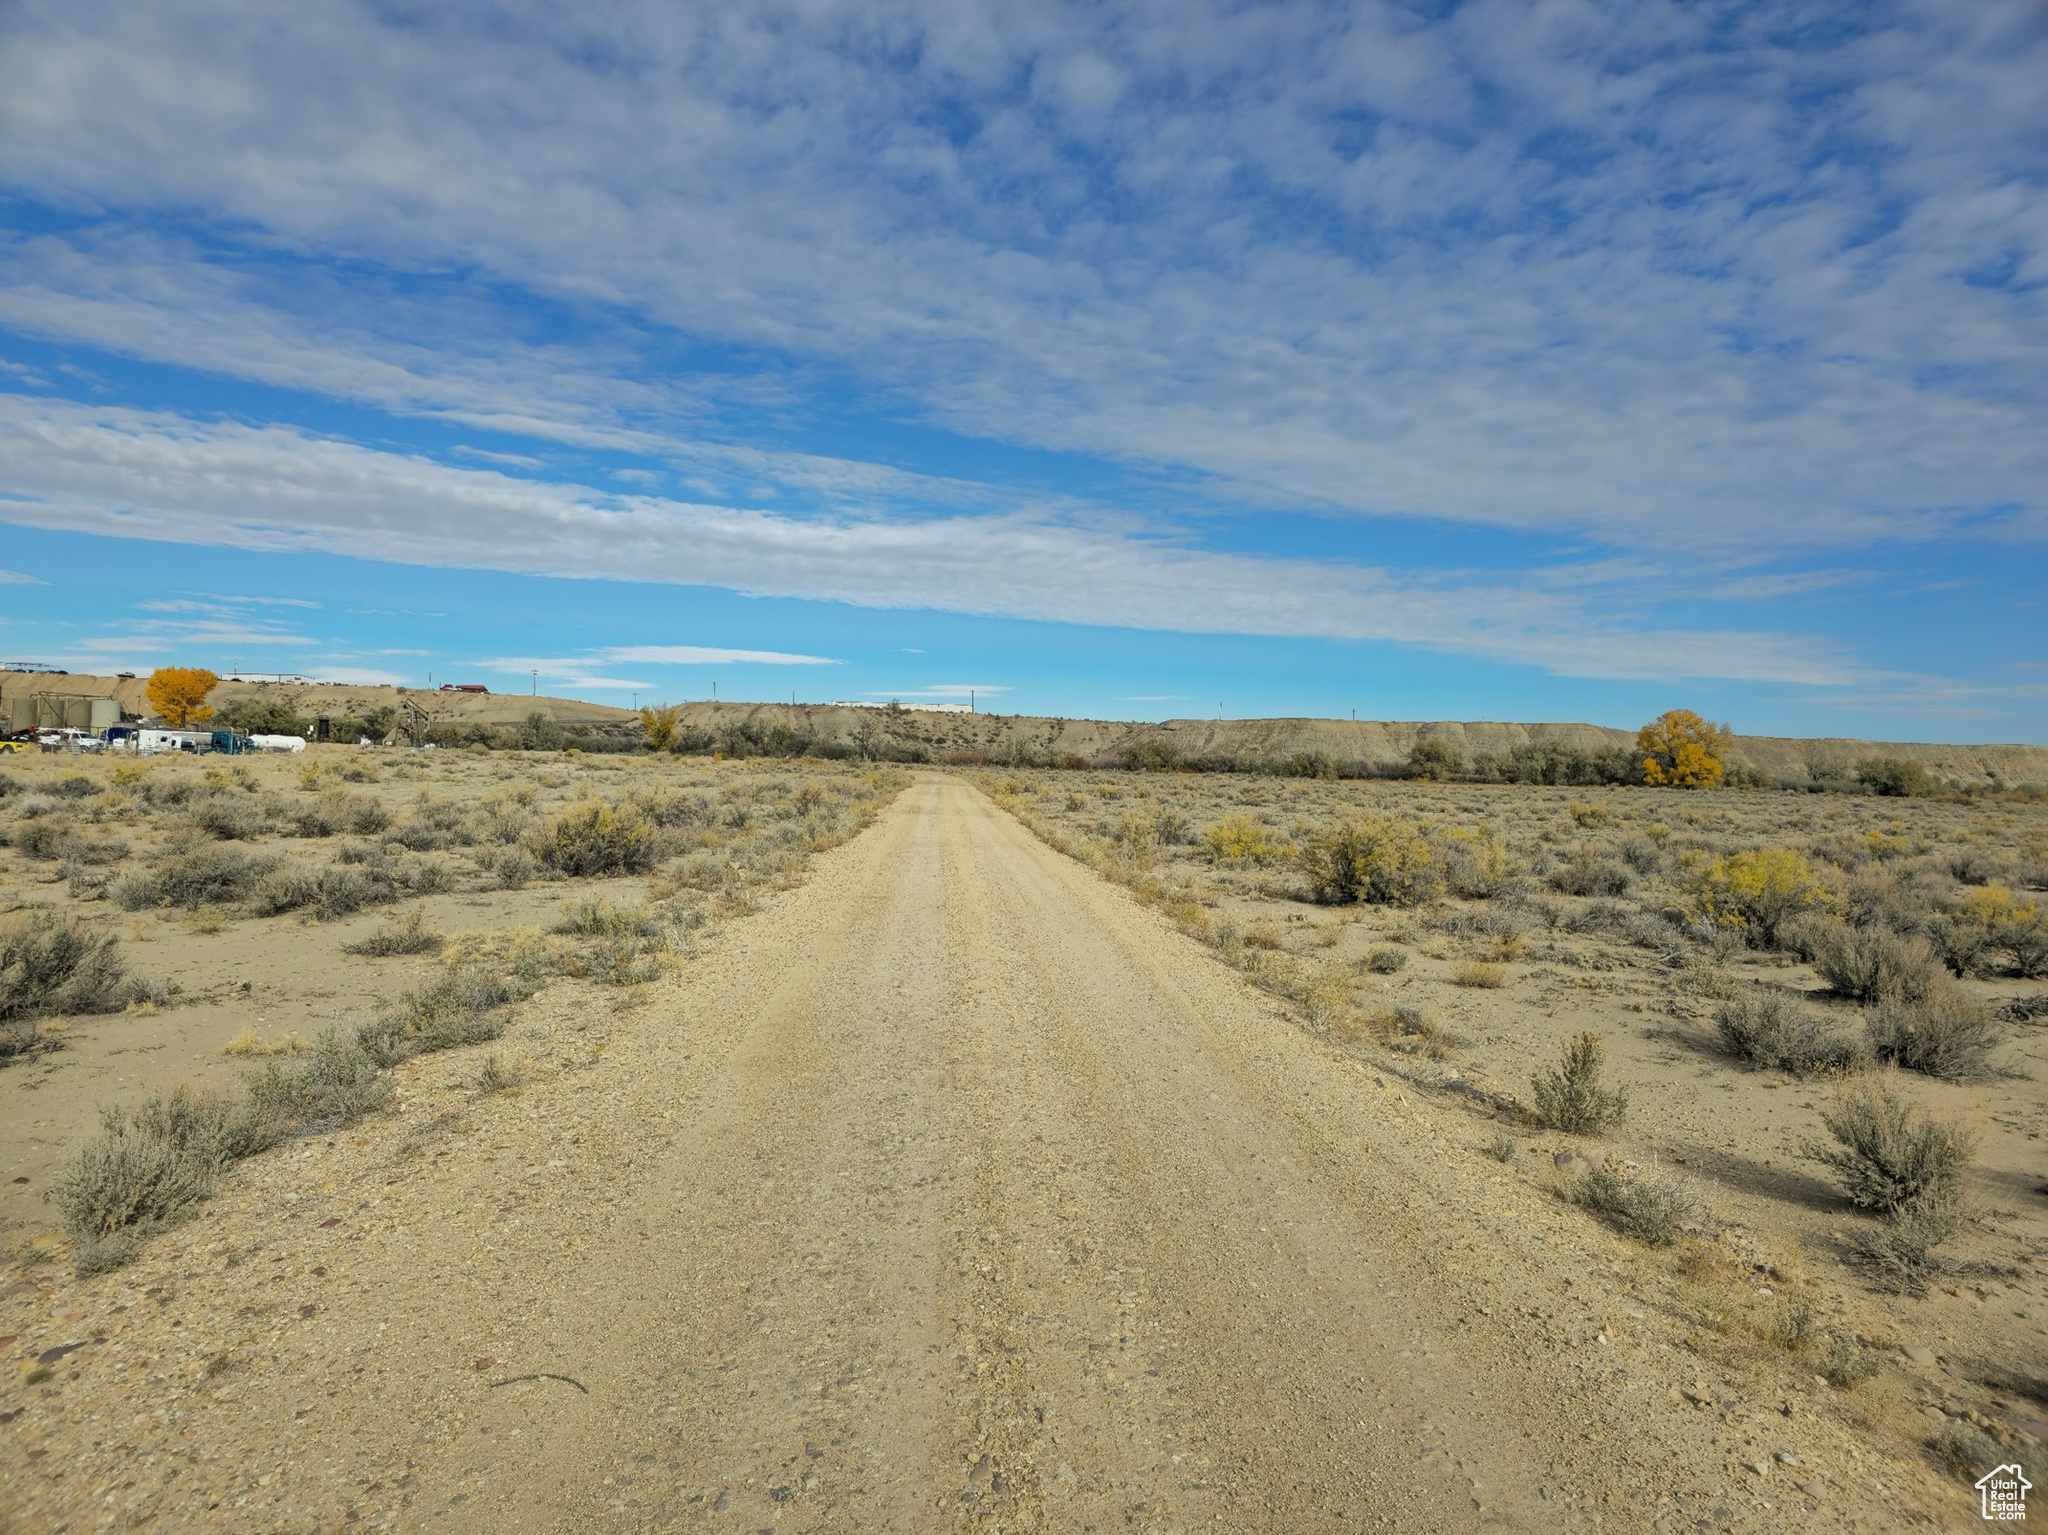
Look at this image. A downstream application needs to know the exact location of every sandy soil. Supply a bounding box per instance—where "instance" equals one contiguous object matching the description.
[1,776,1979,1531]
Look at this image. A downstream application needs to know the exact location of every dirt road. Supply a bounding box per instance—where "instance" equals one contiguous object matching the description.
[6,777,1919,1531]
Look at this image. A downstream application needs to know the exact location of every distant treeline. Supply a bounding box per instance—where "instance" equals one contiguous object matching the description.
[231,697,2038,800]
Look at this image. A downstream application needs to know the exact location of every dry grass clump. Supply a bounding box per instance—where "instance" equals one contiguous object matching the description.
[357,967,534,1065]
[341,906,445,957]
[1450,959,1509,988]
[1364,944,1409,973]
[474,1053,524,1095]
[1533,1032,1628,1133]
[1714,990,1866,1074]
[1566,1166,1696,1245]
[222,1028,308,1057]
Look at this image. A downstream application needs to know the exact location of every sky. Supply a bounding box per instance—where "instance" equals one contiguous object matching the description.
[0,1,2042,740]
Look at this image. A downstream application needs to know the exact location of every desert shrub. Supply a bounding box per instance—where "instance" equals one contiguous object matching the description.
[1277,750,1338,780]
[1714,990,1866,1074]
[128,1083,284,1166]
[1404,738,1465,781]
[51,772,100,799]
[1439,829,1519,897]
[1848,1196,1963,1294]
[15,815,80,861]
[49,1113,216,1270]
[1810,921,1941,1002]
[390,799,474,851]
[1930,1419,2006,1481]
[1866,984,2002,1080]
[341,907,444,956]
[1857,757,1941,798]
[357,968,533,1066]
[584,935,666,986]
[114,842,278,910]
[474,844,535,889]
[1122,739,1186,772]
[1298,816,1443,906]
[1616,833,1664,875]
[191,794,268,840]
[1202,814,1283,864]
[1809,1078,1972,1214]
[1480,741,1637,786]
[1364,945,1409,974]
[555,894,655,937]
[516,711,568,751]
[1567,1167,1695,1245]
[0,916,137,1023]
[530,800,657,876]
[278,791,388,838]
[1946,884,2047,978]
[1835,867,1934,936]
[1550,853,1631,898]
[1822,1334,1885,1389]
[214,697,309,737]
[240,1029,389,1130]
[1533,1032,1627,1133]
[1451,959,1508,988]
[1688,848,1834,948]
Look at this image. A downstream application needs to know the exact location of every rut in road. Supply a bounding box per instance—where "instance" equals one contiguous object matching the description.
[420,778,1623,1531]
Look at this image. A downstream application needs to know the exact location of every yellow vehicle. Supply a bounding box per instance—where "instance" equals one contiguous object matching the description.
[0,738,26,753]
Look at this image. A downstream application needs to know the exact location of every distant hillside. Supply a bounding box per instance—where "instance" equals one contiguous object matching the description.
[6,669,2044,784]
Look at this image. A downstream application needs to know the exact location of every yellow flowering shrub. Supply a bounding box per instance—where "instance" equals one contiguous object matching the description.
[1689,847,1835,947]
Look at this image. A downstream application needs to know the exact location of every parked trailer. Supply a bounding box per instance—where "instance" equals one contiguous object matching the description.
[248,733,307,753]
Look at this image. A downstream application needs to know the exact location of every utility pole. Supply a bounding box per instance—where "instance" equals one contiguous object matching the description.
[970,689,975,713]
[712,681,717,702]
[530,670,536,696]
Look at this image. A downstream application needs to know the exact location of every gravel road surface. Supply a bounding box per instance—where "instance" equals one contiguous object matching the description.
[5,777,1929,1531]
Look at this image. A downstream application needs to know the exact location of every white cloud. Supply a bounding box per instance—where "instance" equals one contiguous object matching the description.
[598,645,839,666]
[0,568,45,584]
[0,396,1872,687]
[0,0,2038,560]
[868,684,1009,699]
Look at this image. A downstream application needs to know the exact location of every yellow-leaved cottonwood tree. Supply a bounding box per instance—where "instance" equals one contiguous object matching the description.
[639,704,680,751]
[1637,709,1731,788]
[145,667,219,729]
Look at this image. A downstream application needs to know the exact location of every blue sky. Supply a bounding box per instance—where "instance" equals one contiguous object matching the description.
[0,1,2042,740]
